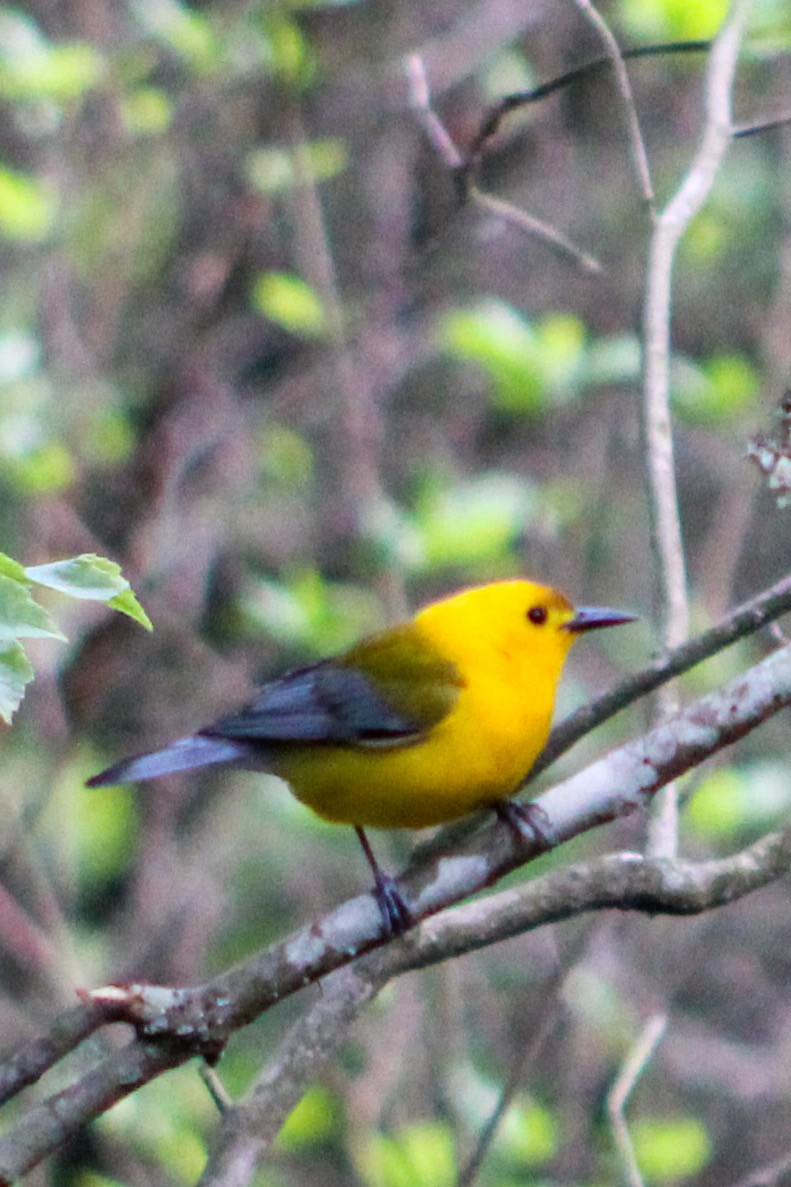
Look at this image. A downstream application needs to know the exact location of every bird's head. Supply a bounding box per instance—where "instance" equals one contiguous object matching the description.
[416,580,637,677]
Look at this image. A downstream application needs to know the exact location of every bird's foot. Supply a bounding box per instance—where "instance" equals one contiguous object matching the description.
[494,800,556,851]
[372,869,412,938]
[355,826,412,938]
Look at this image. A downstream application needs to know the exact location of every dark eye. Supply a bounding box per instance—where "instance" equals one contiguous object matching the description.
[527,605,548,625]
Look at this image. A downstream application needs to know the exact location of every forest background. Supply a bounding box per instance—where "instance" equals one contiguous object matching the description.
[2,0,791,1184]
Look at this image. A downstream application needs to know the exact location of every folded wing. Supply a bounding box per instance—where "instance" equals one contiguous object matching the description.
[204,625,463,746]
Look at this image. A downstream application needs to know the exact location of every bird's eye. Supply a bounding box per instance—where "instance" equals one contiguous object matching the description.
[527,605,548,625]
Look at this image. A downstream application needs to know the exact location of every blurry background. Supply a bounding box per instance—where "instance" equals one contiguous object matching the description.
[2,0,791,1183]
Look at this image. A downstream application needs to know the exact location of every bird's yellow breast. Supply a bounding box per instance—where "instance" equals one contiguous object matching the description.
[277,584,575,828]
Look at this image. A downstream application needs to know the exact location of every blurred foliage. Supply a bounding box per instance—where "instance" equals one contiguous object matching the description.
[0,0,789,1182]
[356,1122,456,1187]
[685,760,791,839]
[253,271,328,339]
[632,1116,713,1183]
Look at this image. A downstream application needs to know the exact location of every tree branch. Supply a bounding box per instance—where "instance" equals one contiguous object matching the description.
[1,640,791,1179]
[642,4,748,857]
[191,828,791,1187]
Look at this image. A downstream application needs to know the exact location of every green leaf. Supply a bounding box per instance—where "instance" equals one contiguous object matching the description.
[5,440,75,493]
[73,1173,125,1187]
[81,408,136,466]
[0,553,28,583]
[24,554,152,630]
[0,642,34,724]
[26,553,128,598]
[132,0,219,71]
[584,334,641,388]
[0,166,58,242]
[239,571,382,655]
[108,589,153,632]
[258,424,313,488]
[0,11,103,101]
[0,573,65,643]
[632,1116,712,1183]
[265,12,312,86]
[277,1086,339,1150]
[246,140,347,195]
[121,87,173,136]
[252,272,326,338]
[2,43,102,101]
[0,331,39,383]
[534,313,587,394]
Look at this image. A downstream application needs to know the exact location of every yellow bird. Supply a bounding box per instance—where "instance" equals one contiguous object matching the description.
[88,580,635,931]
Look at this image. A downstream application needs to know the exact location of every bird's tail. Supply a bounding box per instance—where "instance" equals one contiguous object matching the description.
[86,735,254,788]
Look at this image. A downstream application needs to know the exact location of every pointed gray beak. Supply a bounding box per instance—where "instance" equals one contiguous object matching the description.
[563,606,638,633]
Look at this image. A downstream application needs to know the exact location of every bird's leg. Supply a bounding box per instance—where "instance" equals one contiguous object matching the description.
[354,826,412,937]
[493,800,556,851]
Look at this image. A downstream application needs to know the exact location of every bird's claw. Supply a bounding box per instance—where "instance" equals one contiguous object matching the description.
[494,799,556,851]
[372,871,412,938]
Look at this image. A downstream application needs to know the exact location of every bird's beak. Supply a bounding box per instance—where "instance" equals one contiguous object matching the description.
[563,606,638,633]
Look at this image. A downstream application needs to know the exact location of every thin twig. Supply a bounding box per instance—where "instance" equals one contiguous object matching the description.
[734,113,791,138]
[405,52,602,273]
[199,1062,233,1114]
[470,187,603,273]
[405,54,463,169]
[464,41,709,172]
[571,0,654,209]
[729,1149,791,1187]
[458,929,593,1187]
[608,1014,668,1187]
[458,1006,562,1187]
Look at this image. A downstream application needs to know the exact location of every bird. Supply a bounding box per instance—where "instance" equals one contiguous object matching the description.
[88,580,636,934]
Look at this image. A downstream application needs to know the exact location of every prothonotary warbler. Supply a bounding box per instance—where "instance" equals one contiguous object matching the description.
[88,580,636,933]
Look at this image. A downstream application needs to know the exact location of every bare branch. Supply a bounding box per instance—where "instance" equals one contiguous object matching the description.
[608,1014,668,1187]
[642,4,748,857]
[570,0,654,208]
[166,826,791,1187]
[464,41,709,174]
[185,823,791,1187]
[405,52,602,272]
[1,640,791,1179]
[470,187,603,274]
[0,997,126,1107]
[405,54,463,170]
[198,966,383,1186]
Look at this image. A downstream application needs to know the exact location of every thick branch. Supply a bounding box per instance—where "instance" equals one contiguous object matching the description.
[202,830,791,1186]
[0,643,790,1179]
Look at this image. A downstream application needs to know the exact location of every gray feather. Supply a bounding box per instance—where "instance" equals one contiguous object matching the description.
[87,735,256,787]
